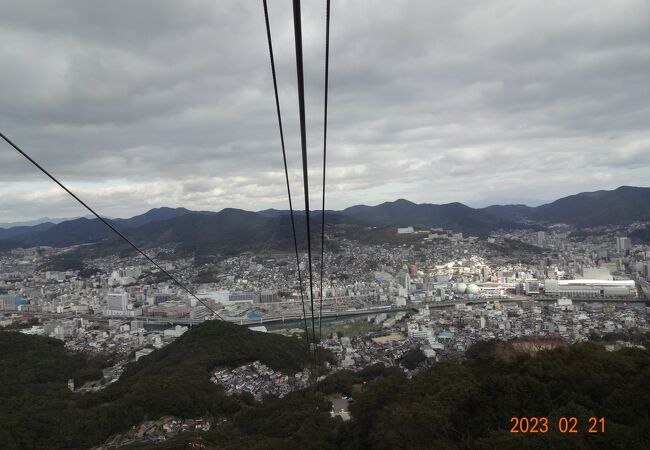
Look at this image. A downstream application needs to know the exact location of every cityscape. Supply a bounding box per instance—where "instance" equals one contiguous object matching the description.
[2,200,649,433]
[1,189,650,448]
[1,0,649,448]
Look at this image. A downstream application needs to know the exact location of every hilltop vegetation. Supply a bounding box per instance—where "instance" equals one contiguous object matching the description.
[1,327,648,449]
[0,322,319,449]
[0,332,113,449]
[0,331,110,390]
[486,238,546,263]
[127,340,650,450]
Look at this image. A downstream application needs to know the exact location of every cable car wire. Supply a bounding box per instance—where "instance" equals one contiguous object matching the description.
[291,0,317,348]
[318,0,331,343]
[262,0,310,342]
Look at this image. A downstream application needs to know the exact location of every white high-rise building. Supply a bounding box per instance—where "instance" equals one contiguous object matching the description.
[397,271,411,292]
[615,237,631,253]
[107,292,128,311]
[105,292,140,317]
[582,267,612,280]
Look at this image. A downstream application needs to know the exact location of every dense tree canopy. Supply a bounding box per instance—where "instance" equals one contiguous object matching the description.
[1,327,648,449]
[0,322,319,449]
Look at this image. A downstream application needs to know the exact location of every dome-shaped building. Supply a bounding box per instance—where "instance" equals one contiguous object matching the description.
[466,284,479,295]
[455,282,467,294]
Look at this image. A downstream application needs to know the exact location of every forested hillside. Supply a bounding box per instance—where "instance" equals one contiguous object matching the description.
[0,322,319,449]
[1,328,648,449]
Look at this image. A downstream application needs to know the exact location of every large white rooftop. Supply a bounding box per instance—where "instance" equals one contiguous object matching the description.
[556,279,635,286]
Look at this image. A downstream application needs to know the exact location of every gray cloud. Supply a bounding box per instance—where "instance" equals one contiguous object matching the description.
[0,0,649,221]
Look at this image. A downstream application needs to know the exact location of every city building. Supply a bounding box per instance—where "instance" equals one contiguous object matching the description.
[107,292,128,311]
[147,301,190,318]
[616,237,631,253]
[544,279,636,298]
[259,290,280,303]
[0,294,27,311]
[197,291,260,305]
[397,272,411,292]
[524,279,540,295]
[582,267,612,280]
[151,293,172,305]
[105,292,142,317]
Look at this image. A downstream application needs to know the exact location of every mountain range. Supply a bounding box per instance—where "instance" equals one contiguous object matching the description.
[0,215,96,229]
[481,186,650,226]
[0,186,648,253]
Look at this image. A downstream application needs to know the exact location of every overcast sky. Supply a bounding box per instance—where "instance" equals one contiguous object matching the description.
[1,0,649,221]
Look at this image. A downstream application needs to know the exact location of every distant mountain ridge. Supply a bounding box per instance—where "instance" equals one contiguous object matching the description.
[0,186,649,251]
[481,186,650,226]
[0,207,192,248]
[341,199,518,233]
[0,215,95,229]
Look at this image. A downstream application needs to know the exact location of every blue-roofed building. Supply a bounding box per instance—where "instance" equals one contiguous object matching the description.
[437,331,454,340]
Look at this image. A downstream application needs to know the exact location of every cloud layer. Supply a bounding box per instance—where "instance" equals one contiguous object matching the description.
[1,0,649,220]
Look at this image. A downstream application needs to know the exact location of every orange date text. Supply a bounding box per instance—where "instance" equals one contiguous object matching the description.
[509,417,605,433]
